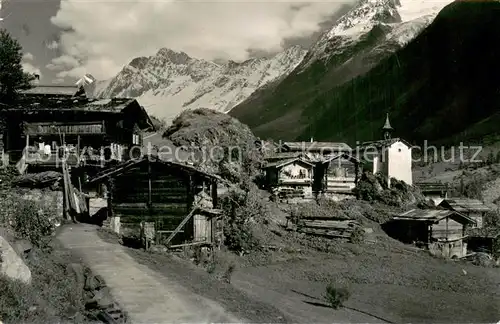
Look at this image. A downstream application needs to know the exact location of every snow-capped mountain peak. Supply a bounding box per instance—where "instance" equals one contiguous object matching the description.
[328,0,402,37]
[95,46,307,123]
[304,0,453,65]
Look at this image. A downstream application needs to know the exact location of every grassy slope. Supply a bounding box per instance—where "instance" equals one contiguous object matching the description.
[230,1,500,146]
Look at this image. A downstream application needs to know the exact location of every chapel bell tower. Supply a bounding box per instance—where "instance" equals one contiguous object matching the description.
[382,113,393,140]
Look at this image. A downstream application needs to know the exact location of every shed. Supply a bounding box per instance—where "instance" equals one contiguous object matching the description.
[466,227,500,255]
[438,198,492,228]
[384,208,476,258]
[86,155,223,248]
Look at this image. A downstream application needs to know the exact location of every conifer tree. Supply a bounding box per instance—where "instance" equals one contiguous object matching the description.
[0,29,35,104]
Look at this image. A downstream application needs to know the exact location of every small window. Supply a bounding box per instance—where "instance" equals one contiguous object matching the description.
[398,148,402,152]
[132,134,141,145]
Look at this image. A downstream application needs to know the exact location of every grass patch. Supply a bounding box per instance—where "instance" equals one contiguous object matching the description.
[0,244,91,324]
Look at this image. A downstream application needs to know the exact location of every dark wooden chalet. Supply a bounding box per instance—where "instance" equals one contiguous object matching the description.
[384,209,476,258]
[438,198,492,229]
[86,155,223,248]
[0,89,155,172]
[263,157,314,200]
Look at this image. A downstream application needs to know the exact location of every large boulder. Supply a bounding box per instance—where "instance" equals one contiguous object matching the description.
[0,235,31,284]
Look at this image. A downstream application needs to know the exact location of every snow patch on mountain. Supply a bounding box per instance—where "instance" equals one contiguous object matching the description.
[95,45,306,123]
[304,0,453,66]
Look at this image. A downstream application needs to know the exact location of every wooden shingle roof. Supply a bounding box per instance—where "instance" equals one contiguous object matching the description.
[88,154,222,184]
[416,182,449,192]
[394,208,476,225]
[281,141,352,153]
[439,198,492,213]
[21,85,81,96]
[264,157,314,169]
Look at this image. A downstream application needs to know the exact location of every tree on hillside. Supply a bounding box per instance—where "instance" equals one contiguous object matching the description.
[0,29,35,104]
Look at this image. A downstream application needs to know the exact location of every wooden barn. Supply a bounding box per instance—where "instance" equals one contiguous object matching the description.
[0,89,155,172]
[384,209,476,258]
[466,227,500,255]
[314,153,362,197]
[263,157,314,201]
[86,155,223,248]
[438,198,492,228]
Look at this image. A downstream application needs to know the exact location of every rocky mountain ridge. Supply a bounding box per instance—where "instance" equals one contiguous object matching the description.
[94,46,307,123]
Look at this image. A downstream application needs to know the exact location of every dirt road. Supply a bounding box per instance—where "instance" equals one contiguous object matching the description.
[57,224,240,323]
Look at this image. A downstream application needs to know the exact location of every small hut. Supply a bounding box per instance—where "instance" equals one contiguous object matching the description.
[438,198,492,228]
[86,155,223,248]
[385,209,476,258]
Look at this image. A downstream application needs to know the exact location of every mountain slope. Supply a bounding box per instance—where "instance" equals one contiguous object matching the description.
[95,46,307,122]
[229,0,453,141]
[295,0,500,146]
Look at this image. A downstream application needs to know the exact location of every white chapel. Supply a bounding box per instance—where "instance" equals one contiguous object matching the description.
[360,113,413,186]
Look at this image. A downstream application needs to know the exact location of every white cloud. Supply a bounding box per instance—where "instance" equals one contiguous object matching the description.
[48,0,352,80]
[22,52,42,79]
[22,52,34,61]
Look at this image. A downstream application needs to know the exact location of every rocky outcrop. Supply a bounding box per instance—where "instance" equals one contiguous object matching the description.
[65,263,128,324]
[0,235,31,284]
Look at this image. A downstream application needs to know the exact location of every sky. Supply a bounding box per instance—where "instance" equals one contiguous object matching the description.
[1,0,354,85]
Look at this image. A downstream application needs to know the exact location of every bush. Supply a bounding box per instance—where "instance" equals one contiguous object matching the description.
[324,283,351,309]
[11,199,55,247]
[354,172,424,207]
[220,181,267,253]
[350,227,365,244]
[484,211,500,228]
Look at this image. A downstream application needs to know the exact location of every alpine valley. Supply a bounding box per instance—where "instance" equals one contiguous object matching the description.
[230,0,500,145]
[95,0,500,146]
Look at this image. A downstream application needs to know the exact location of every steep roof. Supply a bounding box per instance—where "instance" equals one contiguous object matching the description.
[88,154,221,184]
[321,152,363,164]
[359,138,411,149]
[2,96,155,131]
[264,157,314,169]
[416,182,449,192]
[382,113,393,130]
[281,141,352,153]
[439,198,492,213]
[264,152,309,161]
[21,85,82,96]
[466,227,500,239]
[5,96,134,112]
[394,208,476,225]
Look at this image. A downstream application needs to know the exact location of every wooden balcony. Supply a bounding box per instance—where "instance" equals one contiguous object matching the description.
[278,177,312,185]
